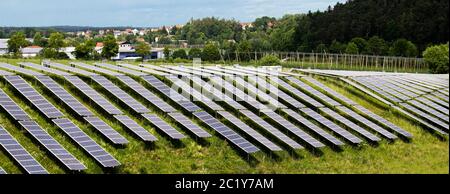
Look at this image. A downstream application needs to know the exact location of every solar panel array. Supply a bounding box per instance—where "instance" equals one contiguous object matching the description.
[302,77,358,105]
[193,111,260,153]
[64,76,123,115]
[5,76,64,119]
[71,62,123,76]
[274,77,325,108]
[247,76,305,108]
[142,114,186,139]
[91,75,150,113]
[0,89,32,121]
[0,126,48,174]
[19,62,71,76]
[46,62,97,76]
[19,121,86,171]
[167,112,211,138]
[114,115,157,142]
[0,62,44,76]
[285,77,341,106]
[52,118,120,168]
[95,63,147,76]
[84,117,129,145]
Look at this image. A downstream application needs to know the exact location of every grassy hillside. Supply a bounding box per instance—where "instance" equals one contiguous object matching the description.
[0,59,448,174]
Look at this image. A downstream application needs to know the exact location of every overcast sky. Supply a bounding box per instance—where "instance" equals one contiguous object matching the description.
[1,0,345,27]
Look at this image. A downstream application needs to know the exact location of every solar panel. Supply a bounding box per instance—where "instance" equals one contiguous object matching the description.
[302,77,358,105]
[35,76,94,117]
[168,66,213,77]
[84,117,129,145]
[116,75,176,113]
[190,66,230,77]
[91,75,150,113]
[0,126,48,174]
[384,77,426,96]
[373,77,419,99]
[142,64,190,76]
[193,111,260,153]
[280,109,346,146]
[64,76,123,115]
[167,76,224,111]
[114,115,157,142]
[71,62,123,76]
[416,97,449,115]
[353,105,413,138]
[363,77,410,101]
[274,77,325,108]
[18,62,71,76]
[142,114,186,139]
[119,63,169,76]
[0,89,32,121]
[52,118,120,168]
[353,77,402,103]
[299,108,363,144]
[318,108,383,141]
[400,103,449,131]
[0,167,6,174]
[247,76,306,108]
[0,62,45,76]
[203,66,249,76]
[168,112,211,138]
[45,62,97,76]
[433,92,449,102]
[285,77,341,106]
[190,76,247,110]
[5,76,64,119]
[142,75,202,112]
[95,63,147,76]
[234,76,287,109]
[408,100,449,122]
[0,69,14,76]
[18,121,87,171]
[425,95,449,108]
[238,109,303,149]
[261,109,325,148]
[217,111,282,151]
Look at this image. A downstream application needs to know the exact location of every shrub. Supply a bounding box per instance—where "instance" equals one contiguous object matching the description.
[258,54,281,66]
[423,43,449,74]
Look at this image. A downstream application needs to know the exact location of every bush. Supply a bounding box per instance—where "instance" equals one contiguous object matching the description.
[258,55,281,66]
[423,43,449,74]
[202,43,221,62]
[188,48,202,59]
[172,49,188,59]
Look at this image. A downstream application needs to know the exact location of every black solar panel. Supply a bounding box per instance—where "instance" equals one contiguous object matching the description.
[18,121,87,171]
[19,62,71,76]
[142,114,186,139]
[234,76,287,109]
[281,109,345,146]
[35,76,94,117]
[84,117,129,145]
[408,100,449,122]
[353,77,401,103]
[275,77,325,108]
[116,75,176,113]
[415,97,449,115]
[0,126,48,174]
[318,108,383,141]
[0,62,45,76]
[0,89,32,121]
[46,62,97,76]
[261,109,326,148]
[286,77,341,106]
[193,111,260,153]
[95,63,147,76]
[0,167,6,174]
[5,76,64,119]
[91,75,150,114]
[425,95,449,108]
[71,62,123,76]
[401,103,449,130]
[167,76,224,111]
[52,119,120,168]
[142,75,202,112]
[302,77,358,105]
[114,115,158,142]
[248,76,306,108]
[354,105,413,138]
[64,76,123,115]
[168,112,211,138]
[238,109,303,149]
[207,76,259,110]
[217,111,282,151]
[299,108,363,144]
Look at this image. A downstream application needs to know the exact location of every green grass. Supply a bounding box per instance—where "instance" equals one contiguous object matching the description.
[0,58,448,174]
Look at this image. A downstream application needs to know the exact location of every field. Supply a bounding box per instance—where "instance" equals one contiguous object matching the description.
[0,58,448,174]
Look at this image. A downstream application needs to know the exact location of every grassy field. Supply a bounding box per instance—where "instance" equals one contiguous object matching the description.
[0,58,448,174]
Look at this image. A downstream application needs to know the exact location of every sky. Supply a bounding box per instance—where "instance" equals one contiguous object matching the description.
[0,0,345,27]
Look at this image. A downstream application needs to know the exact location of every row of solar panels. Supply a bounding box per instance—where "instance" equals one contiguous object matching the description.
[352,75,449,135]
[0,61,417,174]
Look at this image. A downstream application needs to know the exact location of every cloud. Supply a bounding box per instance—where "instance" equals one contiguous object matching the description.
[0,0,344,27]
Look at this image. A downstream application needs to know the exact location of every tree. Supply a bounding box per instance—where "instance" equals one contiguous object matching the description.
[7,31,28,55]
[188,48,202,59]
[259,55,281,66]
[329,40,345,53]
[202,43,221,62]
[172,49,188,59]
[135,42,151,59]
[163,47,171,60]
[74,39,95,60]
[101,35,119,59]
[48,32,65,50]
[315,43,328,53]
[367,36,388,56]
[349,37,368,54]
[33,32,44,47]
[389,39,418,57]
[423,43,449,74]
[237,40,252,61]
[345,42,359,54]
